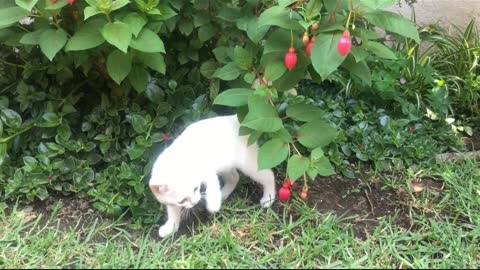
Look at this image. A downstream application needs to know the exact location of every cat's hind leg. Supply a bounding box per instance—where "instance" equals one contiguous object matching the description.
[238,148,276,207]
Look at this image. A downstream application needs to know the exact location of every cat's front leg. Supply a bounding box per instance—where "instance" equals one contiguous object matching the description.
[159,204,182,238]
[204,175,222,213]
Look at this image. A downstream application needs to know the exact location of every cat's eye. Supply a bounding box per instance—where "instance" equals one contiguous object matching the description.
[193,186,199,192]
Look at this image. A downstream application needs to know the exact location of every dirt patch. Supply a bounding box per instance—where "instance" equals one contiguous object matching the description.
[11,173,430,242]
[272,175,412,240]
[464,128,480,151]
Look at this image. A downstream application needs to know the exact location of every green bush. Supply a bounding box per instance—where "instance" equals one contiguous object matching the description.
[0,0,464,223]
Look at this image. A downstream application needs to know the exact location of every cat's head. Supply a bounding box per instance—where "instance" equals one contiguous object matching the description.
[149,182,202,208]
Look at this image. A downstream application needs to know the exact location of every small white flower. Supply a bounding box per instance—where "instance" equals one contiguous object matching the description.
[13,48,20,54]
[19,17,35,25]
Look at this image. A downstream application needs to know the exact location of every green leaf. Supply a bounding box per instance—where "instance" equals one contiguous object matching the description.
[286,103,324,122]
[15,0,38,11]
[107,50,132,85]
[246,18,270,44]
[311,147,324,160]
[200,61,217,79]
[287,155,309,181]
[138,52,165,74]
[343,57,372,86]
[198,24,217,42]
[297,120,337,149]
[258,6,301,30]
[0,143,6,166]
[57,122,71,140]
[22,156,37,171]
[0,7,30,28]
[150,4,177,20]
[127,142,145,160]
[365,10,420,43]
[213,88,253,107]
[306,167,318,179]
[36,112,61,127]
[19,29,45,45]
[110,0,130,11]
[38,29,68,61]
[258,138,289,170]
[350,46,369,62]
[242,95,283,132]
[264,61,286,82]
[315,157,335,176]
[83,6,103,20]
[130,28,165,53]
[65,20,105,51]
[1,109,22,129]
[178,19,194,35]
[123,12,147,37]
[126,113,149,133]
[101,22,132,53]
[305,0,323,18]
[364,41,397,59]
[311,31,345,79]
[233,46,252,70]
[212,62,241,81]
[128,66,149,93]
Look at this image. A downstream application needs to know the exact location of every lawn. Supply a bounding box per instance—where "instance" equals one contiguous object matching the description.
[1,160,479,268]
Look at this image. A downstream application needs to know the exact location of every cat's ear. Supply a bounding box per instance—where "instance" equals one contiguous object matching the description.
[150,184,169,194]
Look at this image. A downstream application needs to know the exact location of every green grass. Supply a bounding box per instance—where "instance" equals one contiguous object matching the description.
[1,161,479,268]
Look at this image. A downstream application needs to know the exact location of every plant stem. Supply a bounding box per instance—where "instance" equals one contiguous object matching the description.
[290,142,301,155]
[0,125,34,144]
[0,59,24,69]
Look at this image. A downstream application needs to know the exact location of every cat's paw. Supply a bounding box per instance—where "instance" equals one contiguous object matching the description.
[158,223,176,238]
[206,198,222,213]
[260,195,275,208]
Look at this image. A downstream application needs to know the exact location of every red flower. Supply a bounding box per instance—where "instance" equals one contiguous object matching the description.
[306,36,316,58]
[409,127,415,133]
[68,0,75,4]
[338,30,352,57]
[284,47,298,71]
[163,134,170,141]
[279,187,291,202]
[50,0,57,3]
[303,33,310,46]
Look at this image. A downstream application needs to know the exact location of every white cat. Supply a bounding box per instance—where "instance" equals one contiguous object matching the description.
[149,115,276,238]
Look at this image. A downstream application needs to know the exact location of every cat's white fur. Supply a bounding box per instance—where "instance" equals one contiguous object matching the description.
[149,115,276,237]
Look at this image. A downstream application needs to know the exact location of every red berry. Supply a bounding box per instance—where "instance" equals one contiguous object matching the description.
[284,47,298,71]
[303,33,310,46]
[163,134,170,141]
[279,187,292,202]
[359,144,364,150]
[409,127,415,133]
[338,30,352,56]
[301,190,308,201]
[50,0,57,3]
[48,176,54,182]
[68,0,75,4]
[312,22,319,31]
[306,36,316,58]
[285,178,296,189]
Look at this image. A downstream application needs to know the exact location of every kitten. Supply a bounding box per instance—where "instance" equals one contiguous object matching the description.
[149,115,276,238]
